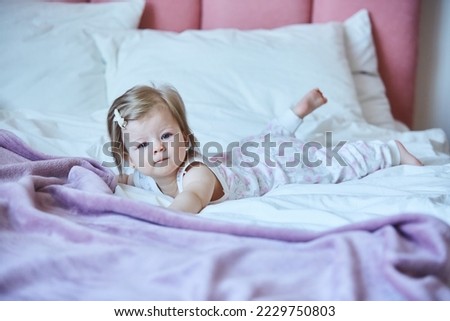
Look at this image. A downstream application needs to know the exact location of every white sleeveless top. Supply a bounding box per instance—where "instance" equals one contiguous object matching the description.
[133,155,229,204]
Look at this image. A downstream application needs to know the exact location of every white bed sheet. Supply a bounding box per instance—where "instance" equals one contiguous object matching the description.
[1,106,449,232]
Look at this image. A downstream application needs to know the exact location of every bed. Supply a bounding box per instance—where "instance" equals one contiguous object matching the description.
[1,0,450,300]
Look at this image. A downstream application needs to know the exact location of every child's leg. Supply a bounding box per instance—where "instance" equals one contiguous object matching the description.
[269,88,328,136]
[293,88,328,118]
[395,140,423,166]
[291,140,418,184]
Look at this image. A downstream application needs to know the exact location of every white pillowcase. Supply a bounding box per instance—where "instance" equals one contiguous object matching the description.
[0,0,145,114]
[343,10,396,129]
[93,20,365,145]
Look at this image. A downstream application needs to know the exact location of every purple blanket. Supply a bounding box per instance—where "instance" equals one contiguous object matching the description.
[1,129,449,300]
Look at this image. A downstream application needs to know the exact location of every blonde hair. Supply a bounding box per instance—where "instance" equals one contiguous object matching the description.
[107,85,196,174]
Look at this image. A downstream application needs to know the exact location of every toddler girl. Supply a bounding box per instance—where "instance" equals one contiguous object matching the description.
[107,85,421,214]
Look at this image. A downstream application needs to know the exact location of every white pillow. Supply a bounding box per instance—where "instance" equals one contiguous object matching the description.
[343,10,396,129]
[0,0,145,114]
[93,21,364,145]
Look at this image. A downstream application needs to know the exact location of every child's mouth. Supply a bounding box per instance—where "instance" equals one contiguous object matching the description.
[153,157,168,166]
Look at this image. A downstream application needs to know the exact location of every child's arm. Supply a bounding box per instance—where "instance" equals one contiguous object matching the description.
[168,164,216,214]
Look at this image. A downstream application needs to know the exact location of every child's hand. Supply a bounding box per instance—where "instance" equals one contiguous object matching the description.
[117,174,129,184]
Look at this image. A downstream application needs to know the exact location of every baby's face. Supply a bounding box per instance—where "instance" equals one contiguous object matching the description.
[123,108,188,180]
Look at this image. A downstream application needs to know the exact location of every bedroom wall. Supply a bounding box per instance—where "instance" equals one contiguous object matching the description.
[414,0,450,140]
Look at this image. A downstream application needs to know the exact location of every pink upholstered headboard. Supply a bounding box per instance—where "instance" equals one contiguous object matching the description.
[79,0,421,127]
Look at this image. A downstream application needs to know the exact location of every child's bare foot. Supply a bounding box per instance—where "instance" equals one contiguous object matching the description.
[395,140,423,166]
[293,88,328,118]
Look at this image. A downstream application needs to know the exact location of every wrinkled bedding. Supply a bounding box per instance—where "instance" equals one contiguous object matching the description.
[1,129,450,300]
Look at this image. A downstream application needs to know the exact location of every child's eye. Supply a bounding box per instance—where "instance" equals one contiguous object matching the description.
[161,132,173,140]
[137,142,149,149]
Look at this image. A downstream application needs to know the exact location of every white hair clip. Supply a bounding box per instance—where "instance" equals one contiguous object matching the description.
[113,109,127,129]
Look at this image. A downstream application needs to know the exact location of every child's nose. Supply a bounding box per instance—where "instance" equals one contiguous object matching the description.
[153,140,165,154]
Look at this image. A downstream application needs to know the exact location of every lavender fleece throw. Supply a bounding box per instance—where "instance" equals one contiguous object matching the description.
[0,129,449,300]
